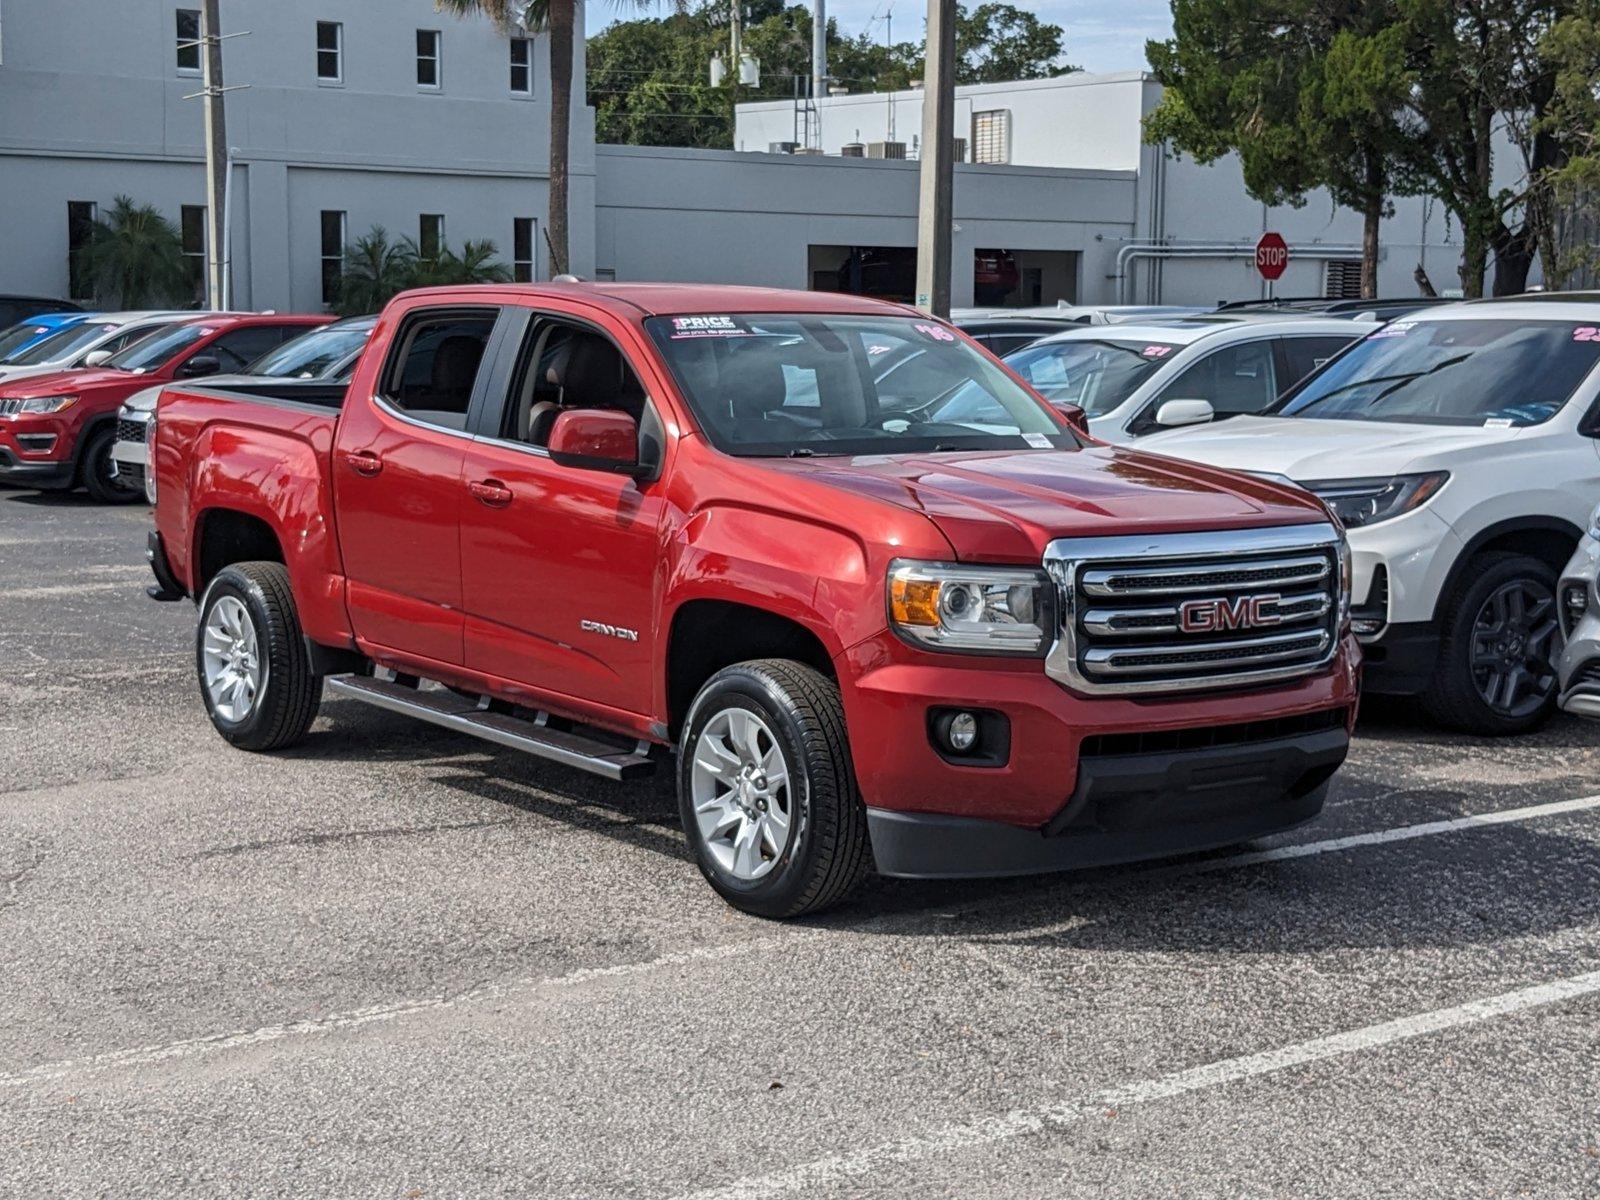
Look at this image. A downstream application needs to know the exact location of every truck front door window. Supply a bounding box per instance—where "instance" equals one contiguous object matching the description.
[381,313,497,432]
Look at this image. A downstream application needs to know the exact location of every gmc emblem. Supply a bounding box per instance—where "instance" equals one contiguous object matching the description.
[1177,593,1284,634]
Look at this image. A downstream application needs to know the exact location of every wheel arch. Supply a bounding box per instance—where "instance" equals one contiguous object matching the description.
[1431,516,1582,622]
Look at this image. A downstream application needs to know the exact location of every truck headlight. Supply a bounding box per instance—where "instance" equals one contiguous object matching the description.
[1336,532,1352,632]
[144,416,158,505]
[888,560,1055,654]
[6,395,77,417]
[1302,473,1448,528]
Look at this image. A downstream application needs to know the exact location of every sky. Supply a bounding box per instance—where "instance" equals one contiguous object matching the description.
[582,0,1176,76]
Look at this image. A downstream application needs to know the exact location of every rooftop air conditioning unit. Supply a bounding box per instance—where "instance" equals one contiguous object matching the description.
[867,141,907,159]
[768,141,800,154]
[840,142,866,157]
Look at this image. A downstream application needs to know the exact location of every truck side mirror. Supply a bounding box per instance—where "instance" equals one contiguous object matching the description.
[1155,398,1215,428]
[179,354,222,379]
[548,408,641,476]
[1050,400,1089,435]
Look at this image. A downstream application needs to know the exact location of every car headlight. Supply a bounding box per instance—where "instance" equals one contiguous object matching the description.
[888,560,1055,654]
[1302,473,1449,528]
[2,395,77,417]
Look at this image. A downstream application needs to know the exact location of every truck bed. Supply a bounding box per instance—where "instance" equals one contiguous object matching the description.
[181,378,350,410]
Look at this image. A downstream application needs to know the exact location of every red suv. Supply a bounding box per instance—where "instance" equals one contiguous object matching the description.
[0,313,330,501]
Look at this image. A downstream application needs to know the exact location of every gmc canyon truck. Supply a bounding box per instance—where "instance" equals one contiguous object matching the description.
[148,283,1358,918]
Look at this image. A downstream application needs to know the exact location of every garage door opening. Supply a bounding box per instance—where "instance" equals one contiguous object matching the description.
[809,245,915,302]
[978,249,1079,307]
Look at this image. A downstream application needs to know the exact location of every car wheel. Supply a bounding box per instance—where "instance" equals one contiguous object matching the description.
[80,426,143,504]
[678,659,871,919]
[197,562,323,751]
[1423,551,1562,736]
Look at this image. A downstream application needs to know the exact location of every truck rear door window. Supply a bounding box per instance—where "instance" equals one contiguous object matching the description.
[379,311,498,431]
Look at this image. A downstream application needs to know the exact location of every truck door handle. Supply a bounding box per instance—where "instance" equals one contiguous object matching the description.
[468,479,513,507]
[342,450,383,477]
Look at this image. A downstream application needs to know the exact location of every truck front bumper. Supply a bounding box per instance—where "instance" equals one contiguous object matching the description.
[840,632,1359,878]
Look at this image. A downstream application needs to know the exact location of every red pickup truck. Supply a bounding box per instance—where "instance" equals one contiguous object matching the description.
[148,283,1359,917]
[0,312,329,501]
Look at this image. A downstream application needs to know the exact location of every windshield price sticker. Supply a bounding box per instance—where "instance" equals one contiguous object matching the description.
[1023,432,1053,448]
[913,323,957,343]
[1371,321,1416,339]
[669,315,750,339]
[1484,417,1515,428]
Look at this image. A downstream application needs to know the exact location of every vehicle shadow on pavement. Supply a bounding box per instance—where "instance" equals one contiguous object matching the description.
[0,489,102,507]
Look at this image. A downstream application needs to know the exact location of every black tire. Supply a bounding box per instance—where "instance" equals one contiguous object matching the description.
[80,426,143,504]
[1422,551,1562,736]
[196,562,322,751]
[677,660,871,919]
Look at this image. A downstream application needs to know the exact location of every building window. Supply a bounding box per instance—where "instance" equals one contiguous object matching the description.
[316,21,343,83]
[176,8,201,74]
[67,201,98,301]
[419,213,445,260]
[321,210,347,307]
[509,37,532,95]
[971,109,1011,165]
[513,217,535,282]
[416,29,441,89]
[1324,259,1363,299]
[181,204,207,298]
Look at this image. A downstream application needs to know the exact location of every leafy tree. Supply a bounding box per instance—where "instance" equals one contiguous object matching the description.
[75,195,192,309]
[588,0,1072,149]
[1145,2,1414,299]
[1539,0,1600,283]
[409,238,515,286]
[335,226,417,316]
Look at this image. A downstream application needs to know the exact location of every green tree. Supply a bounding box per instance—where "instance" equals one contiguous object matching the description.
[1540,0,1600,283]
[335,226,417,317]
[75,195,192,309]
[1145,1,1414,299]
[409,238,515,286]
[954,3,1073,83]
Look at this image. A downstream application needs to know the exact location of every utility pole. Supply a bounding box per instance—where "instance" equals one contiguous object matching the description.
[200,0,227,311]
[914,0,955,315]
[811,0,827,146]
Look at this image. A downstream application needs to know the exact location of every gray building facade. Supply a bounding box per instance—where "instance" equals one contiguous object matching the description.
[0,0,595,313]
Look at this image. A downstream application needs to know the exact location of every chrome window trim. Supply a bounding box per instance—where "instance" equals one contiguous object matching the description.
[1044,521,1343,696]
[371,393,478,442]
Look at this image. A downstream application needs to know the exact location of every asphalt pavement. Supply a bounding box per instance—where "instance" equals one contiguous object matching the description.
[1,489,1597,1198]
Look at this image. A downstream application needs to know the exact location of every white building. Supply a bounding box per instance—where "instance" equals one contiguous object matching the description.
[0,0,594,313]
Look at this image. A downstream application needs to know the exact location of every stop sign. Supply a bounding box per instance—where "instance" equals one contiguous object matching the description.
[1256,232,1289,281]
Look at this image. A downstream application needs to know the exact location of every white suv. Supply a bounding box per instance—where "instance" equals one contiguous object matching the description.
[1558,503,1600,720]
[1003,315,1370,444]
[1139,296,1600,735]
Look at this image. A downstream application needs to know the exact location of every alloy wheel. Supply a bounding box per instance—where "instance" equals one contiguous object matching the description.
[689,707,793,881]
[201,595,264,722]
[1469,578,1559,718]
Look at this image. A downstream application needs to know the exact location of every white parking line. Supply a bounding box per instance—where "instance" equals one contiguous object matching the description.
[2,792,1596,1092]
[681,969,1600,1200]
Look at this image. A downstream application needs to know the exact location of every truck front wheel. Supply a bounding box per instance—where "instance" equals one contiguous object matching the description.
[678,660,871,918]
[196,562,323,751]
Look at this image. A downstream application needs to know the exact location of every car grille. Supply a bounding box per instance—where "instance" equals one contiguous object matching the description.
[115,417,148,444]
[0,398,22,416]
[1578,660,1600,688]
[1044,523,1345,695]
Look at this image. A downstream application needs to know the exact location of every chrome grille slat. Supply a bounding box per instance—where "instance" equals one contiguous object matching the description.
[1044,523,1345,697]
[1083,591,1330,638]
[1081,555,1329,597]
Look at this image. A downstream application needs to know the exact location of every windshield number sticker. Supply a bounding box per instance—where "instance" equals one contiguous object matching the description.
[1141,345,1173,358]
[913,323,956,343]
[1574,326,1600,342]
[669,315,748,339]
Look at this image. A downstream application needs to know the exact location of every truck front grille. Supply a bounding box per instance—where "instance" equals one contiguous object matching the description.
[115,418,147,444]
[1044,523,1345,695]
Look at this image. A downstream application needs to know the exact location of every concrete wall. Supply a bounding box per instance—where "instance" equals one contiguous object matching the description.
[594,145,1138,307]
[0,0,594,311]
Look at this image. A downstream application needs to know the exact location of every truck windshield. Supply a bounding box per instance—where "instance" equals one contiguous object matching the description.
[106,323,210,374]
[8,322,117,366]
[247,322,372,379]
[645,313,1074,457]
[1277,318,1600,427]
[1002,339,1182,417]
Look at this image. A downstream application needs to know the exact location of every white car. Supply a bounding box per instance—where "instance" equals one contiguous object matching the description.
[1001,315,1371,444]
[1557,503,1600,720]
[1139,296,1600,735]
[0,310,198,385]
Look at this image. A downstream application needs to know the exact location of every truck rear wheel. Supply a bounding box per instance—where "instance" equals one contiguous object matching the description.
[1423,551,1561,736]
[197,562,322,751]
[678,659,871,919]
[81,426,142,504]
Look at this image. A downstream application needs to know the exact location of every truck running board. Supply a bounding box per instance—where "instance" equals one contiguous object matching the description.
[326,674,657,782]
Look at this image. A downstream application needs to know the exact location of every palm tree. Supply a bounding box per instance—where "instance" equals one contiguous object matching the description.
[336,226,418,316]
[76,196,191,309]
[409,238,515,286]
[436,0,577,276]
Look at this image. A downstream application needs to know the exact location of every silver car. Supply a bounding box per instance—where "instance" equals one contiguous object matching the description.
[1558,503,1600,720]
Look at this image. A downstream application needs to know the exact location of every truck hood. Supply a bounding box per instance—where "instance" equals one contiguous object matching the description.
[1136,415,1522,480]
[778,445,1328,562]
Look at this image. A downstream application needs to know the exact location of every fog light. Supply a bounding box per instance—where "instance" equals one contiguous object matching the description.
[1562,583,1589,637]
[946,711,978,752]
